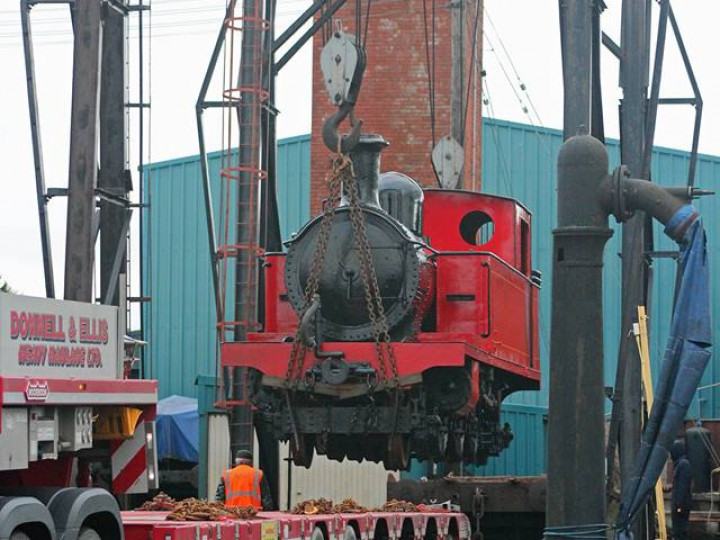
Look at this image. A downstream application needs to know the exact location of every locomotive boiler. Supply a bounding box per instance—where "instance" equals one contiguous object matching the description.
[221,129,541,470]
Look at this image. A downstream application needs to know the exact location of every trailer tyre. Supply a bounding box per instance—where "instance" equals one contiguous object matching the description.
[344,525,358,540]
[311,526,326,540]
[78,527,102,540]
[10,532,32,540]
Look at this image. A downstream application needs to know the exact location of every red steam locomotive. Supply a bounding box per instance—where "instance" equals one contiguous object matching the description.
[221,134,540,470]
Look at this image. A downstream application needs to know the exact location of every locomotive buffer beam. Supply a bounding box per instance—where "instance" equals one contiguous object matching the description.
[305,357,377,387]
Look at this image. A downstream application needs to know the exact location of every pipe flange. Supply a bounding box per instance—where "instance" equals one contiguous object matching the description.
[610,165,633,223]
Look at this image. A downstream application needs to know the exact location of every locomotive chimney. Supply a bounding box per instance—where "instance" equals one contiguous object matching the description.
[343,134,389,208]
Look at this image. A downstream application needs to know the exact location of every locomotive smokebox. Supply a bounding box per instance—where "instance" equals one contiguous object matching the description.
[342,134,389,208]
[285,133,431,342]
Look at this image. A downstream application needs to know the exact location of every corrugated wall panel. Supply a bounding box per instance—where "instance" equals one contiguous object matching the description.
[471,404,548,476]
[482,119,720,418]
[142,138,311,398]
[278,443,393,510]
[144,121,720,477]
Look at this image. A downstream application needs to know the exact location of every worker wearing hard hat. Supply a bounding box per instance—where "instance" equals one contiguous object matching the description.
[216,450,273,510]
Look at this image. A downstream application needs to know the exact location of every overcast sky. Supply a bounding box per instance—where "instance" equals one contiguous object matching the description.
[1,0,718,313]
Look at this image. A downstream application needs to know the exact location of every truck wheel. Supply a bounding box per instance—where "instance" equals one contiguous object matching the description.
[10,532,31,540]
[78,527,102,540]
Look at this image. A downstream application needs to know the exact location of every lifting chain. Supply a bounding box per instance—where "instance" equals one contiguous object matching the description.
[285,109,399,390]
[284,155,344,388]
[343,155,400,389]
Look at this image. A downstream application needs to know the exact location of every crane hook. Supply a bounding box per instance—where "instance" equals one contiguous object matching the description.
[322,101,363,154]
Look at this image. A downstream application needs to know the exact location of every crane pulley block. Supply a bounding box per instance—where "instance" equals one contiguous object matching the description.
[320,27,367,106]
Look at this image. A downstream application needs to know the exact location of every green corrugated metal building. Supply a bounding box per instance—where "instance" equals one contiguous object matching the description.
[143,119,720,477]
[141,136,311,398]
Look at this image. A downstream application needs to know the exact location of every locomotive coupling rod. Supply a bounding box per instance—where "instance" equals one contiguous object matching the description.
[322,101,363,154]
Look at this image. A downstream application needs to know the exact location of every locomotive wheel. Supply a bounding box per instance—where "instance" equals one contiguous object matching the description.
[445,431,464,462]
[290,434,315,468]
[412,434,430,462]
[428,431,448,462]
[384,434,411,470]
[326,436,347,461]
[463,434,478,463]
[364,436,386,464]
[314,434,328,455]
[474,450,489,467]
[346,439,365,462]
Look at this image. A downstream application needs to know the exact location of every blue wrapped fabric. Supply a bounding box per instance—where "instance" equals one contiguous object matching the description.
[616,205,712,539]
[156,395,199,463]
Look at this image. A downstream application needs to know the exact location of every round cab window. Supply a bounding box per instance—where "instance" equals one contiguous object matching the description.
[459,211,495,246]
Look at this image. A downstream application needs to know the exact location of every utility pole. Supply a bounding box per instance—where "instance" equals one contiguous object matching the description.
[64,0,103,302]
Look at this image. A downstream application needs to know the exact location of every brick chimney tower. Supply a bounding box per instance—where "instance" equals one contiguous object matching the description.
[309,0,483,214]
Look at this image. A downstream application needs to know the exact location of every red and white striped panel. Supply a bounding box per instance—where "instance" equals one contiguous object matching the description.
[111,421,159,494]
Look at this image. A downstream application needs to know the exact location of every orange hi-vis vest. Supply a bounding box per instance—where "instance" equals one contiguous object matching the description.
[223,464,263,509]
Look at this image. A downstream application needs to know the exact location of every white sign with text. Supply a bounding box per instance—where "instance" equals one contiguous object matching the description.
[0,292,119,379]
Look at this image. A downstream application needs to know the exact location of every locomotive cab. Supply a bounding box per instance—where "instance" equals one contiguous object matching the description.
[421,189,540,383]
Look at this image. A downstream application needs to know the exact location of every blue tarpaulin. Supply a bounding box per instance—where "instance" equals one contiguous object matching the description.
[617,205,712,538]
[156,395,199,462]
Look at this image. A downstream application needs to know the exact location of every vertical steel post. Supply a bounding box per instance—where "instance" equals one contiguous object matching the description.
[450,0,465,187]
[257,0,281,510]
[558,0,594,139]
[21,1,55,299]
[549,0,607,532]
[64,0,103,302]
[99,2,128,306]
[197,1,236,325]
[617,6,651,537]
[230,0,263,459]
[590,1,606,142]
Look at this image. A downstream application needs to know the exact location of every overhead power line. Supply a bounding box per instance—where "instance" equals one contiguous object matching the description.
[482,6,545,128]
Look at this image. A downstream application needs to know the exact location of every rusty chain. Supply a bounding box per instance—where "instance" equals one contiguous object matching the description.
[285,129,399,390]
[284,158,344,387]
[343,157,400,389]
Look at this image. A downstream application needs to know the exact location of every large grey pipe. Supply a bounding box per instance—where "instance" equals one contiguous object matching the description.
[547,134,691,534]
[547,135,612,532]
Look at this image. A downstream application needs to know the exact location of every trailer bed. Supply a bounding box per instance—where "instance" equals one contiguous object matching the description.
[121,509,470,540]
